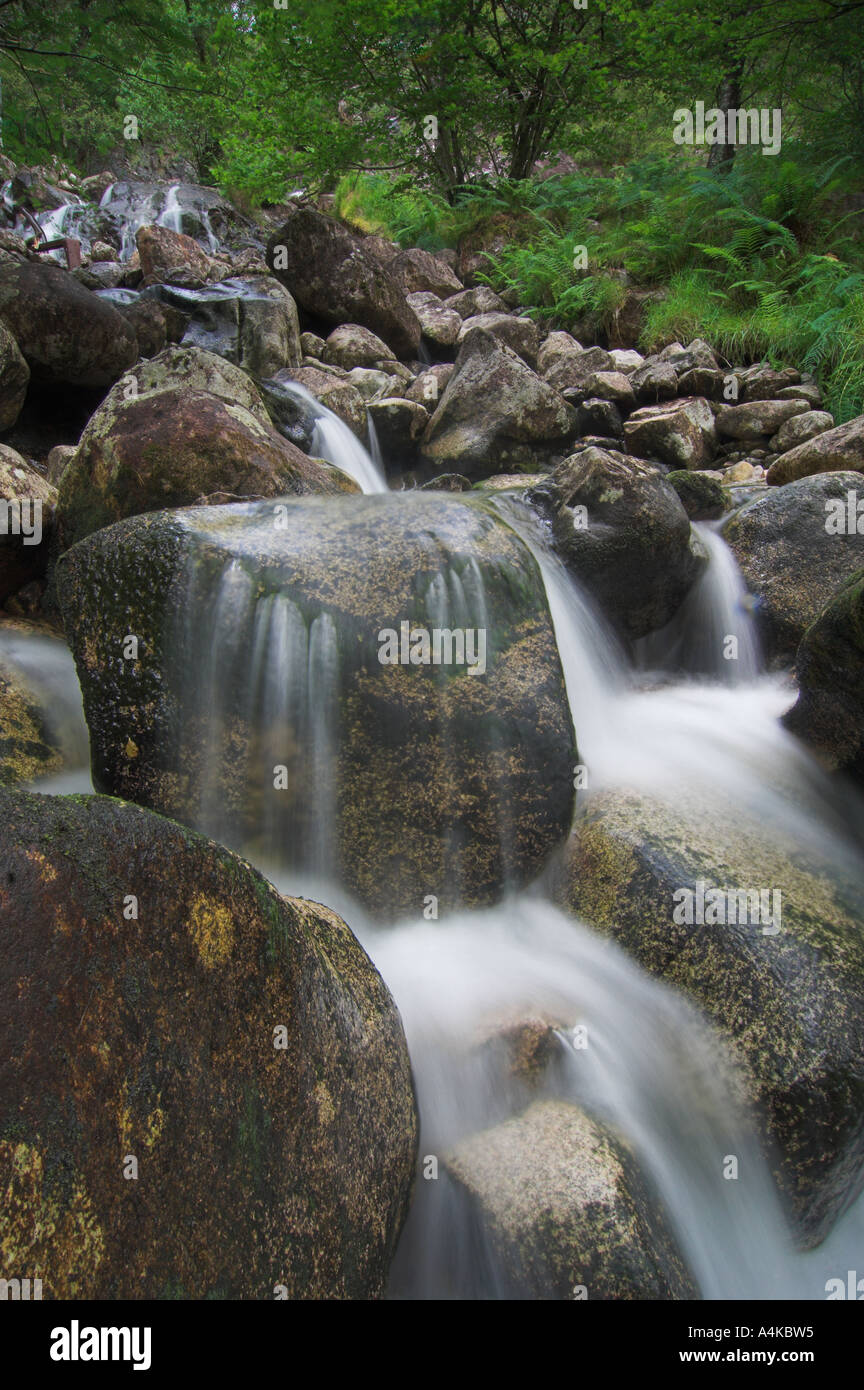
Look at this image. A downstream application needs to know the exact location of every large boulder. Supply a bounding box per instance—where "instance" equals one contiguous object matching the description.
[0,261,138,388]
[0,447,55,603]
[145,277,302,378]
[266,209,421,358]
[56,493,576,918]
[0,320,29,430]
[723,472,864,665]
[624,397,716,469]
[767,415,864,486]
[783,569,864,779]
[456,313,541,369]
[0,787,417,1298]
[421,327,577,476]
[716,399,809,442]
[531,448,705,639]
[55,348,346,551]
[389,247,462,297]
[136,223,222,287]
[558,787,864,1244]
[443,1100,694,1299]
[321,323,396,371]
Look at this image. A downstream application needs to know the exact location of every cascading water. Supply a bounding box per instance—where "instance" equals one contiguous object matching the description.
[266,379,388,493]
[635,521,762,683]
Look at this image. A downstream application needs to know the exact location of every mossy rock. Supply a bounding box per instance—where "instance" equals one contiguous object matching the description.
[0,787,417,1298]
[54,346,352,552]
[557,788,864,1245]
[0,644,64,785]
[723,472,864,666]
[443,1099,695,1299]
[56,493,576,918]
[784,568,864,778]
[666,469,730,521]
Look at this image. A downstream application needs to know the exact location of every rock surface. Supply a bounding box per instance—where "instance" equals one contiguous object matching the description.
[0,786,417,1298]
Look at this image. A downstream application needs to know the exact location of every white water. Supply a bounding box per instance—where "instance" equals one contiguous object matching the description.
[273,380,388,493]
[20,480,864,1299]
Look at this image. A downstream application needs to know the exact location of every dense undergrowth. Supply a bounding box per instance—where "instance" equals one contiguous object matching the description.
[334,151,864,421]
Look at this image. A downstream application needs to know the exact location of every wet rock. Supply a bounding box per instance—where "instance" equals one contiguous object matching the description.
[0,320,29,431]
[532,447,705,639]
[0,261,138,388]
[56,494,575,918]
[576,398,623,440]
[443,1099,694,1299]
[767,415,864,486]
[0,786,417,1297]
[266,209,421,358]
[558,787,864,1243]
[0,447,55,603]
[55,350,344,551]
[422,327,577,476]
[276,365,367,438]
[366,398,428,458]
[666,469,729,521]
[346,367,401,402]
[144,276,302,379]
[723,472,864,664]
[136,223,221,287]
[783,569,864,779]
[624,397,716,469]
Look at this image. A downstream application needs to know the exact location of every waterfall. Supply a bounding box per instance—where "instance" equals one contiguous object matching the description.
[267,379,388,494]
[635,521,762,683]
[364,897,799,1300]
[158,182,184,234]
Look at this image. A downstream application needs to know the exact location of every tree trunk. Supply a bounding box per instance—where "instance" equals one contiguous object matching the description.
[708,61,744,171]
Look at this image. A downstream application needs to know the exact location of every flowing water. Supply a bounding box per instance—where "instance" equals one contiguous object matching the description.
[266,379,388,493]
[12,388,864,1298]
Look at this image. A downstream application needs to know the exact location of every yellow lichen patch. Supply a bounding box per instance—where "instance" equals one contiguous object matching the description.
[188,893,235,969]
[124,738,139,759]
[0,1141,105,1299]
[313,1081,335,1127]
[24,848,58,883]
